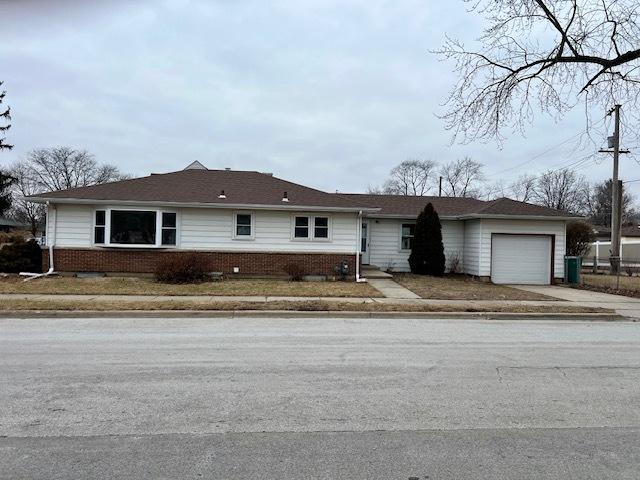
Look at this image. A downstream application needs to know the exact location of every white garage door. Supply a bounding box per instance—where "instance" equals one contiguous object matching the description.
[491,234,552,285]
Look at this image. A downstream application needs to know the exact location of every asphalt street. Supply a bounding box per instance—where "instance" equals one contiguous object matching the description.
[1,317,639,479]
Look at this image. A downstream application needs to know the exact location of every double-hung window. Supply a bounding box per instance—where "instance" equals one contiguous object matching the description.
[294,216,310,238]
[92,208,177,247]
[314,217,329,239]
[161,212,177,246]
[94,210,106,244]
[293,215,330,240]
[400,223,415,250]
[234,213,253,239]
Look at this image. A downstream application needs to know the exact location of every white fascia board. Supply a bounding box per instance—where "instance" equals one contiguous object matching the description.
[26,197,380,213]
[364,213,459,220]
[457,214,579,221]
[364,212,578,221]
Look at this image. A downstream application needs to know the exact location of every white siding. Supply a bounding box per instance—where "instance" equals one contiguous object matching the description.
[478,219,566,279]
[47,204,359,253]
[368,218,464,272]
[179,208,358,253]
[47,204,92,247]
[463,219,480,276]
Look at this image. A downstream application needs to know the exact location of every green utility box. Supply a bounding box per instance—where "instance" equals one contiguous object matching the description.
[564,256,582,284]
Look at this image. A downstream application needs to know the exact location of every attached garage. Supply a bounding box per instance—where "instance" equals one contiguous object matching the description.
[490,234,553,285]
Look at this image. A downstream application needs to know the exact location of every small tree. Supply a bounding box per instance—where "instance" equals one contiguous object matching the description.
[566,221,596,257]
[0,170,14,216]
[0,81,12,151]
[408,203,446,276]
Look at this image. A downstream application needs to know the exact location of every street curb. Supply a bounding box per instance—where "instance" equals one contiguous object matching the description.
[0,310,631,321]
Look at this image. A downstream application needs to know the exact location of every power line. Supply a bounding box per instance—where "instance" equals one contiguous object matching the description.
[485,117,606,178]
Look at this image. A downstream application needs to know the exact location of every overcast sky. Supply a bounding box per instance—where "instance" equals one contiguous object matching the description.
[1,0,639,197]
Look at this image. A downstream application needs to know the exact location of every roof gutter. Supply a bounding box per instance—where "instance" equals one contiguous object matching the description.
[25,197,381,214]
[364,213,577,221]
[457,213,580,221]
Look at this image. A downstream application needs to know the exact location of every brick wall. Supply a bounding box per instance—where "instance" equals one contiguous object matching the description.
[43,248,357,278]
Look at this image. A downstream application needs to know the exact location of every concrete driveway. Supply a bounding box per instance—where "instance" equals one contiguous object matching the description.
[512,284,640,319]
[1,316,639,479]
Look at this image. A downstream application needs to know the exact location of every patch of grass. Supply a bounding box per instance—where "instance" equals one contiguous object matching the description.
[0,276,382,298]
[393,273,556,301]
[0,299,609,314]
[578,273,640,299]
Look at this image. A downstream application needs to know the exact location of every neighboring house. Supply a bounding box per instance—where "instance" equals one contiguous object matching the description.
[0,216,27,233]
[588,225,640,265]
[592,224,640,242]
[27,163,576,284]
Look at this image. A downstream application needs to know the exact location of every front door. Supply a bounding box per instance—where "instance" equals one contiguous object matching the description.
[361,220,370,265]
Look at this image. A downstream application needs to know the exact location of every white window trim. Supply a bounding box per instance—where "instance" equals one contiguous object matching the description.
[399,221,415,252]
[232,211,255,240]
[92,207,180,248]
[92,209,107,245]
[290,214,332,242]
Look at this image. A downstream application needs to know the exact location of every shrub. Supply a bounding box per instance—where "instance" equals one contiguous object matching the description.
[284,262,305,281]
[0,231,26,244]
[566,221,595,257]
[154,254,210,284]
[0,239,42,273]
[408,202,445,276]
[447,252,462,274]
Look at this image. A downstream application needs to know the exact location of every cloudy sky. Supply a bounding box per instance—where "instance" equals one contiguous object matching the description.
[1,0,639,197]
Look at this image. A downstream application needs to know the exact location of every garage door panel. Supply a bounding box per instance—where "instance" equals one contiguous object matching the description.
[491,234,551,285]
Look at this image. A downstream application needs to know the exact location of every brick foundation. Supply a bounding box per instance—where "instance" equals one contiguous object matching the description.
[43,248,357,279]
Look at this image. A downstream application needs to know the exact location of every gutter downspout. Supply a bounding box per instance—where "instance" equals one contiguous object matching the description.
[355,210,366,282]
[20,201,56,281]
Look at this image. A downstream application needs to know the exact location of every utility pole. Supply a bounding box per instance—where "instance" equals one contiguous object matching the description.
[599,104,630,274]
[438,176,443,197]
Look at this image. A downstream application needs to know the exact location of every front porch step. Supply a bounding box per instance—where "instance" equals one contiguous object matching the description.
[361,266,393,279]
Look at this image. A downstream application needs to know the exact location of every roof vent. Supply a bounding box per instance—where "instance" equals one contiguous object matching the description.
[225,167,231,171]
[282,191,289,202]
[218,190,226,199]
[263,172,273,176]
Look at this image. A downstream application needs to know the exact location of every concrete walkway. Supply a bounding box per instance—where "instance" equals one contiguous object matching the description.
[512,285,640,319]
[364,278,420,299]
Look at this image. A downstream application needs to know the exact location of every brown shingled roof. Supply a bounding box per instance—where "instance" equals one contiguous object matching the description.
[29,169,372,211]
[336,194,486,216]
[29,168,575,218]
[471,197,573,218]
[337,194,575,218]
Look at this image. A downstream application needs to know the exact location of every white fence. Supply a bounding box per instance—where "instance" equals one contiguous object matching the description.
[584,240,640,267]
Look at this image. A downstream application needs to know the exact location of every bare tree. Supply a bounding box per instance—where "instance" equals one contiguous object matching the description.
[0,81,11,151]
[377,159,438,195]
[482,179,507,200]
[509,174,538,202]
[25,147,128,192]
[534,168,588,213]
[438,0,640,143]
[440,157,484,197]
[7,163,46,235]
[584,179,636,225]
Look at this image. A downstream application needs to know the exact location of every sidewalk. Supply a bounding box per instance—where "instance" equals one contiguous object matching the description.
[1,281,639,319]
[0,291,633,311]
[512,285,640,320]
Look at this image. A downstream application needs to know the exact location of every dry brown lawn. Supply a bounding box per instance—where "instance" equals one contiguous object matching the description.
[0,298,607,314]
[579,273,640,298]
[393,273,556,301]
[0,275,382,298]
